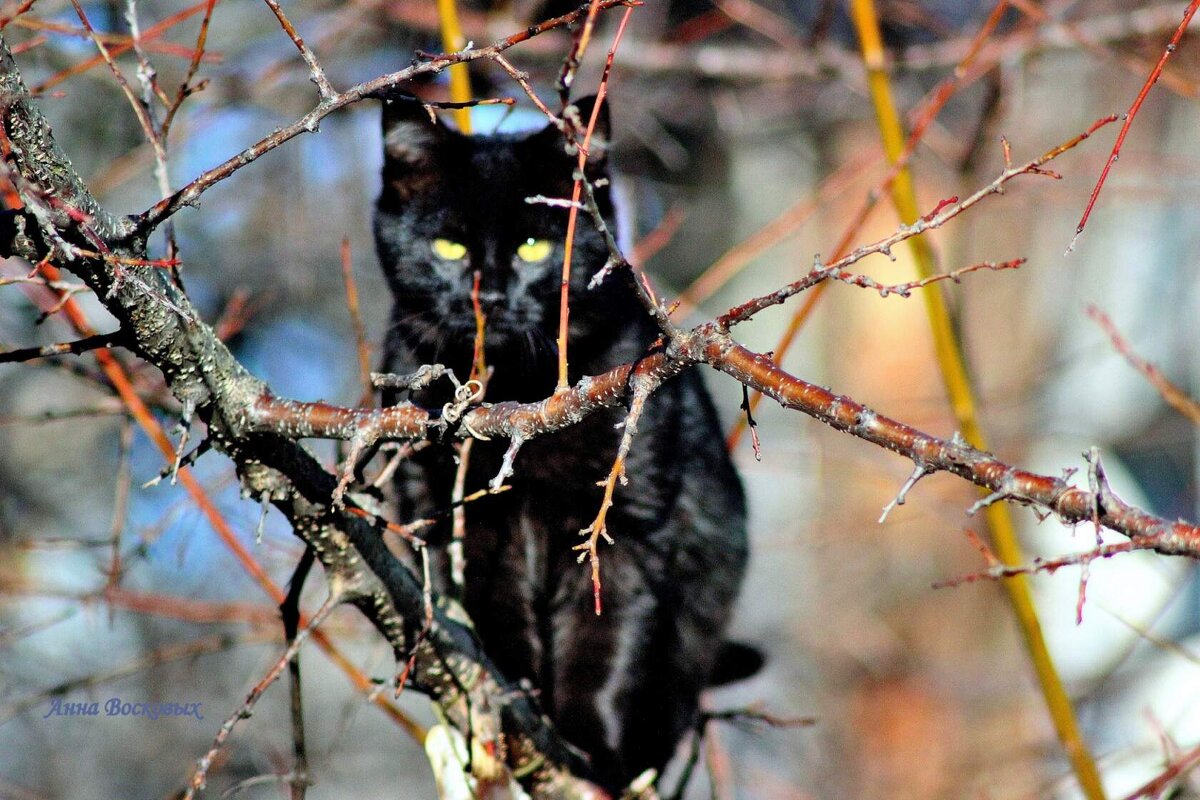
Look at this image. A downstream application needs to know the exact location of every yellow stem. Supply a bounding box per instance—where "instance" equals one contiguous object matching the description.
[847,2,1106,797]
[436,0,472,132]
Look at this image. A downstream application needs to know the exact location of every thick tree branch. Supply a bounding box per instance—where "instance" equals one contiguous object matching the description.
[700,333,1200,556]
[254,319,1200,562]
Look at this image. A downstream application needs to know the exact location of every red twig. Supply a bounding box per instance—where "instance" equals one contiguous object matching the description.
[339,237,373,403]
[1087,305,1200,425]
[1119,740,1200,800]
[161,0,219,140]
[32,1,213,95]
[934,540,1139,589]
[0,0,36,29]
[555,5,635,391]
[1068,0,1200,252]
[630,206,685,266]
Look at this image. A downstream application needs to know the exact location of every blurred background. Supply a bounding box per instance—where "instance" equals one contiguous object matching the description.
[1,0,1200,798]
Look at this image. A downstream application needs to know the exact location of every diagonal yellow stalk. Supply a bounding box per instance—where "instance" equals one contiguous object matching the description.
[847,2,1106,798]
[436,0,472,132]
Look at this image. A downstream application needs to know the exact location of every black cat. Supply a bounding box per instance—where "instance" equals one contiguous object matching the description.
[374,95,748,793]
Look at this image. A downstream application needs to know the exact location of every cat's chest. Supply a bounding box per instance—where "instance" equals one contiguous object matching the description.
[406,401,673,547]
[468,408,624,499]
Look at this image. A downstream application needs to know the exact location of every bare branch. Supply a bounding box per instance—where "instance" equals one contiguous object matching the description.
[1088,304,1200,426]
[0,330,122,363]
[185,593,341,799]
[718,117,1115,329]
[0,33,608,795]
[1067,0,1200,251]
[260,0,336,99]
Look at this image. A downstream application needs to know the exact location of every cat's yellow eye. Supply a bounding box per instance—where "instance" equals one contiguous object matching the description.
[516,238,552,263]
[432,238,468,261]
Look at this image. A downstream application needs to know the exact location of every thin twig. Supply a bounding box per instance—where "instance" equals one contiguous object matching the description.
[123,0,170,109]
[1007,0,1198,99]
[1087,305,1200,425]
[260,0,335,99]
[557,0,604,101]
[575,368,654,615]
[0,0,36,29]
[67,0,168,183]
[28,4,214,95]
[718,116,1114,328]
[280,549,315,800]
[933,539,1137,588]
[338,237,373,404]
[160,0,218,139]
[555,5,635,390]
[185,594,340,799]
[105,416,135,591]
[1068,0,1200,252]
[493,54,558,122]
[878,462,930,523]
[449,437,473,601]
[1118,740,1200,800]
[20,266,425,741]
[728,0,1024,446]
[0,330,122,363]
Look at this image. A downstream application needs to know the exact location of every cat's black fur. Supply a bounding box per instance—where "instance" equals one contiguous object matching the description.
[374,96,748,792]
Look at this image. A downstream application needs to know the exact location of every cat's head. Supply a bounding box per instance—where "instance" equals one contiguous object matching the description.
[374,95,619,372]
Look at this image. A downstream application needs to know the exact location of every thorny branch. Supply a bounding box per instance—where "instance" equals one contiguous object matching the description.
[717,116,1116,329]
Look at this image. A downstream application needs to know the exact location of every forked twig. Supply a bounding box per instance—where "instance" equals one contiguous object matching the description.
[185,593,341,799]
[719,118,1115,329]
[575,370,655,615]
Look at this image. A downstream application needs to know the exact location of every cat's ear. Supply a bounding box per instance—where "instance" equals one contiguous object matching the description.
[528,95,611,170]
[567,94,610,167]
[708,641,765,687]
[381,95,444,168]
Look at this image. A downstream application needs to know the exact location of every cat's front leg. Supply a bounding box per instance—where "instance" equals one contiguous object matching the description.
[546,543,673,794]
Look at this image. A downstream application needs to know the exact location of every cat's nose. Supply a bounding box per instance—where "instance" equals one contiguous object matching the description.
[478,291,505,311]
